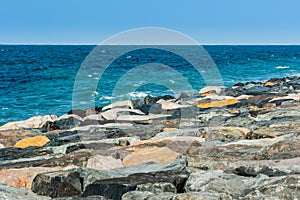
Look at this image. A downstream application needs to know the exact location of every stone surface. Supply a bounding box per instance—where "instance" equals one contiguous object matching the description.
[0,183,50,200]
[102,100,134,111]
[122,147,180,167]
[0,166,76,189]
[0,115,57,130]
[100,108,144,120]
[86,155,123,170]
[198,99,239,108]
[14,135,50,148]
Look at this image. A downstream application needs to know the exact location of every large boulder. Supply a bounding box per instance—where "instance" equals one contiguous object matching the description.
[0,115,58,130]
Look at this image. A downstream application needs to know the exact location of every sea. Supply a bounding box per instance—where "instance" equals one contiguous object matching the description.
[0,45,300,125]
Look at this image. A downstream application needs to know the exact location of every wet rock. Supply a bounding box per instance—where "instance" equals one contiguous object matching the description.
[244,86,270,95]
[53,114,83,130]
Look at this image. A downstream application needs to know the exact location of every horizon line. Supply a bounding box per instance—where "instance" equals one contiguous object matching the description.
[1,43,300,46]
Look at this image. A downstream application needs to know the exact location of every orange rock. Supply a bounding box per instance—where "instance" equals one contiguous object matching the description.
[162,127,178,131]
[198,99,239,109]
[0,167,73,188]
[264,81,276,87]
[14,135,50,148]
[123,146,180,166]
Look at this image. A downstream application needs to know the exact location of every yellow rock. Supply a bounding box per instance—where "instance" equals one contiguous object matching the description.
[264,81,276,87]
[122,146,180,167]
[214,127,251,136]
[14,135,50,148]
[162,127,178,132]
[198,99,239,109]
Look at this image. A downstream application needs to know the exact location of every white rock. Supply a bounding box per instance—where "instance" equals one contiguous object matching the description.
[102,100,133,111]
[199,86,225,94]
[101,108,144,120]
[156,99,190,110]
[0,115,58,130]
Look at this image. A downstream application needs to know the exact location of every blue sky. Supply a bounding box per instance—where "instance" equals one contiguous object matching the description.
[0,0,299,44]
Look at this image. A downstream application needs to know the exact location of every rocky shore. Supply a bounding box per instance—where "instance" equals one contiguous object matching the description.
[0,76,300,200]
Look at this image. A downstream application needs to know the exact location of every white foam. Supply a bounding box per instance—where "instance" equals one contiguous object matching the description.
[99,96,114,100]
[87,74,92,77]
[276,66,290,69]
[126,55,131,59]
[128,91,148,98]
[1,107,8,110]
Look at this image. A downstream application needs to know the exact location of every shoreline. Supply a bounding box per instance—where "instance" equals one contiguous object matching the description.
[0,75,300,199]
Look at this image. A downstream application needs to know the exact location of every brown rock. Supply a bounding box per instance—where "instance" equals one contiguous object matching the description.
[122,146,180,166]
[86,155,123,170]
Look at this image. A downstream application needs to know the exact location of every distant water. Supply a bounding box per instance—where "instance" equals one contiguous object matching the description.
[0,45,300,125]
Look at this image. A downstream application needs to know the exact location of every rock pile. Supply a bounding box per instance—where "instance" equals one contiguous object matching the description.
[0,76,300,199]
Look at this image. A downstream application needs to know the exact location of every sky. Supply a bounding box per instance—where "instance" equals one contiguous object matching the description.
[0,0,300,44]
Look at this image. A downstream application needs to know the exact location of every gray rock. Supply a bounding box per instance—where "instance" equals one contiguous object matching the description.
[0,182,50,200]
[31,157,188,199]
[136,183,177,194]
[185,170,300,199]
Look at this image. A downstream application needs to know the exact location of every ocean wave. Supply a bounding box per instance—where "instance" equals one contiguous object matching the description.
[276,66,290,69]
[99,96,114,100]
[127,91,148,98]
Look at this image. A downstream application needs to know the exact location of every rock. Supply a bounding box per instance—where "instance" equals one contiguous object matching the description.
[143,95,175,105]
[86,155,123,170]
[101,108,144,120]
[244,86,270,95]
[14,135,50,148]
[81,114,105,126]
[0,129,40,147]
[31,169,82,198]
[200,126,250,141]
[68,109,87,118]
[31,157,188,199]
[0,115,58,130]
[122,147,180,167]
[185,170,300,199]
[0,166,76,189]
[128,136,205,155]
[199,86,224,96]
[135,103,163,114]
[270,93,300,102]
[156,99,190,110]
[102,100,134,111]
[198,99,239,109]
[0,183,50,200]
[122,191,154,200]
[116,114,170,123]
[264,81,277,87]
[136,183,176,194]
[53,114,83,130]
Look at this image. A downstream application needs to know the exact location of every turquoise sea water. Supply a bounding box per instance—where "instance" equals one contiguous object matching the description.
[0,45,299,125]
